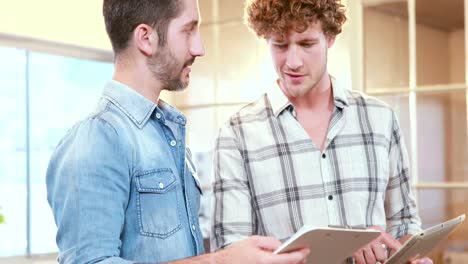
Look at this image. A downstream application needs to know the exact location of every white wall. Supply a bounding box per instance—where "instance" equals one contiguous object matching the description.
[0,0,110,51]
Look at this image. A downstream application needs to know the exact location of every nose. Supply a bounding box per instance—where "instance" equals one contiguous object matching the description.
[190,30,205,57]
[285,46,303,70]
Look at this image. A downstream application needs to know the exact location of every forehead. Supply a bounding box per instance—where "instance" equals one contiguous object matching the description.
[171,0,200,26]
[270,21,324,41]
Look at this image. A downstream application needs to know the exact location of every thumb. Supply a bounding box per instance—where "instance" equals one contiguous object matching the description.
[267,248,311,264]
[254,236,283,251]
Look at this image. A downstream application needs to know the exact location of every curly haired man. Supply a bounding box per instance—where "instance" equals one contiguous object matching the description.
[212,1,432,263]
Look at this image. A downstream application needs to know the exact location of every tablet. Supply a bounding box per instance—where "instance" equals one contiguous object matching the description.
[274,226,380,264]
[386,214,466,264]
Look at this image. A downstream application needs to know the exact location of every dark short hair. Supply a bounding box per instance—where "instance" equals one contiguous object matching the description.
[103,0,183,54]
[246,0,347,39]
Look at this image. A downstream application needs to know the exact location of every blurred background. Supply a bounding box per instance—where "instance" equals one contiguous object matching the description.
[0,0,467,263]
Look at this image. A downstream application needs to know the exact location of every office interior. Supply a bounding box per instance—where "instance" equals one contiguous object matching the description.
[0,0,467,263]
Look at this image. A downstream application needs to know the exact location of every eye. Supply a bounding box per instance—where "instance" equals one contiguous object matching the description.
[301,43,314,48]
[273,43,288,49]
[185,28,194,34]
[183,24,197,35]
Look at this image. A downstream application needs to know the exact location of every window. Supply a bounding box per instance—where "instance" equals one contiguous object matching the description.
[28,52,113,254]
[0,46,113,256]
[0,47,27,256]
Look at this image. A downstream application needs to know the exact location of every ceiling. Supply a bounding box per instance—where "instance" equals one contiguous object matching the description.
[365,0,464,31]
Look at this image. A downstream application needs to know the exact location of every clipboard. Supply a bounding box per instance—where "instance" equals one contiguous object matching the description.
[274,226,380,264]
[386,214,466,264]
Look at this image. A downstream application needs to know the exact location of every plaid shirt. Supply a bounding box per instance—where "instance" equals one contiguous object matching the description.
[211,77,421,251]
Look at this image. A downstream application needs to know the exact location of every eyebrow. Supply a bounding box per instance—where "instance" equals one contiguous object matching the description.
[298,37,320,42]
[271,37,320,43]
[270,38,286,43]
[183,20,200,29]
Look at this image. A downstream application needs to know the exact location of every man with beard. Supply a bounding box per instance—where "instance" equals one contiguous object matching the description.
[46,0,310,263]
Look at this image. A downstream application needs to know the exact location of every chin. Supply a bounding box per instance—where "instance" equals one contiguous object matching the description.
[286,86,306,97]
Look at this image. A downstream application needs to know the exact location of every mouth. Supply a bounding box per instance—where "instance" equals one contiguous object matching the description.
[285,73,303,77]
[284,72,305,82]
[184,66,192,74]
[183,58,195,74]
[184,57,195,68]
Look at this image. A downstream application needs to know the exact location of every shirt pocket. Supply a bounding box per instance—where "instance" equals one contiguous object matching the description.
[135,168,182,238]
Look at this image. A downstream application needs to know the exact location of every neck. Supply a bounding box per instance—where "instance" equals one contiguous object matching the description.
[289,73,333,112]
[112,56,163,105]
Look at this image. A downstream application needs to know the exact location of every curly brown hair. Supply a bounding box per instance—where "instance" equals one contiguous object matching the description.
[245,0,347,39]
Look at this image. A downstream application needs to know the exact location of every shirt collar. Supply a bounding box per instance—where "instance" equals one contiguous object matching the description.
[266,75,349,117]
[102,80,186,129]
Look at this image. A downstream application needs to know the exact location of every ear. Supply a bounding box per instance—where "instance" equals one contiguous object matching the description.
[133,24,158,56]
[327,35,336,48]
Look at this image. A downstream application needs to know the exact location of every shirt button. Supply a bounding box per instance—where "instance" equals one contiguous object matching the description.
[191,224,196,231]
[177,116,186,123]
[159,182,164,189]
[328,195,333,201]
[322,153,326,159]
[155,112,162,119]
[170,140,177,147]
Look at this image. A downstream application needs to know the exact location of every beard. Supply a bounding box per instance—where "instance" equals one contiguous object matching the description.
[147,46,195,92]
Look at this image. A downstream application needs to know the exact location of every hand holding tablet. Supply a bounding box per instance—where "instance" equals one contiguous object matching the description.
[386,214,465,264]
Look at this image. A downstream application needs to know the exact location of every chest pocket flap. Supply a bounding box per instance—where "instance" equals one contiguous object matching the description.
[136,168,177,194]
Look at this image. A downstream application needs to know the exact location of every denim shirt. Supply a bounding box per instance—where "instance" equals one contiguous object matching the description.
[46,80,204,264]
